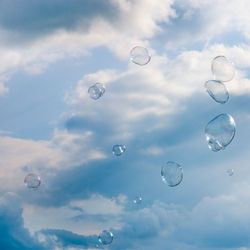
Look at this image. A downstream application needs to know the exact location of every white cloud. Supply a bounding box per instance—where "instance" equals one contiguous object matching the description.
[0,0,176,94]
[0,129,106,192]
[64,43,250,146]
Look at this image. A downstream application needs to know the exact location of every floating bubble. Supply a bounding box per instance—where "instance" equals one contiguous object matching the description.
[227,169,234,176]
[112,144,126,156]
[24,173,41,189]
[211,56,235,82]
[88,83,105,100]
[205,114,236,152]
[161,161,183,187]
[98,230,114,245]
[130,46,151,66]
[133,196,142,204]
[204,80,229,104]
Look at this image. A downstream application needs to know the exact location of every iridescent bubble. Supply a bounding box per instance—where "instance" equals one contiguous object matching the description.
[161,161,183,187]
[88,83,105,100]
[227,169,234,176]
[98,230,113,245]
[211,56,235,82]
[112,144,126,156]
[133,196,142,204]
[205,114,236,152]
[24,173,41,189]
[130,46,151,66]
[204,80,229,104]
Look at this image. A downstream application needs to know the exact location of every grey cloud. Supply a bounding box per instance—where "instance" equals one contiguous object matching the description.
[0,0,118,45]
[40,229,98,249]
[0,193,45,250]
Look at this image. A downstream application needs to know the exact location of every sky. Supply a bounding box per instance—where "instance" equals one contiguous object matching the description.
[1,0,250,249]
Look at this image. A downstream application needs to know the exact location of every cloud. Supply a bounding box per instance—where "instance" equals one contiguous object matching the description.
[0,193,45,250]
[164,0,250,49]
[0,0,177,95]
[0,129,106,194]
[23,195,125,235]
[39,229,98,250]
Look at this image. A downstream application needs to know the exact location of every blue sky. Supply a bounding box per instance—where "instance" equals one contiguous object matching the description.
[1,0,250,249]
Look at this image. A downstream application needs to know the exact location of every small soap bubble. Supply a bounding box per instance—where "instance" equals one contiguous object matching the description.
[112,144,126,156]
[227,169,234,176]
[98,230,113,245]
[130,46,151,66]
[161,161,183,187]
[211,56,235,82]
[24,173,41,189]
[205,80,229,104]
[133,196,142,204]
[205,113,236,152]
[88,83,105,100]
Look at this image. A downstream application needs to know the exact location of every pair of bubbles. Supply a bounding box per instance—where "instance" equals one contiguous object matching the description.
[88,46,150,100]
[204,56,236,152]
[23,144,126,189]
[160,158,236,186]
[98,197,145,247]
[205,55,235,104]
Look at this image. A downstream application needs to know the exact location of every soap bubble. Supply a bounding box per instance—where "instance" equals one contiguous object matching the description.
[24,173,41,189]
[98,230,113,245]
[130,46,151,66]
[112,144,126,156]
[211,56,235,82]
[227,169,234,176]
[161,161,183,187]
[205,80,229,104]
[88,83,105,100]
[133,196,142,204]
[205,114,236,152]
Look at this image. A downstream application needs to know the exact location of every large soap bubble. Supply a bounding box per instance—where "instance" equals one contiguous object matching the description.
[112,144,126,156]
[133,196,142,204]
[24,173,41,189]
[130,46,151,66]
[98,230,114,245]
[161,161,183,187]
[205,80,229,104]
[88,83,105,100]
[211,56,235,82]
[205,114,236,152]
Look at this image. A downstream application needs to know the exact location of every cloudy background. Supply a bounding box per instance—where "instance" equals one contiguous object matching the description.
[1,0,250,249]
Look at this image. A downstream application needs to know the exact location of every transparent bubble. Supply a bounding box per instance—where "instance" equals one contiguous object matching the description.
[205,80,229,104]
[24,173,41,189]
[227,169,234,176]
[161,161,183,187]
[88,83,105,100]
[98,230,113,245]
[112,144,126,156]
[205,114,236,152]
[133,196,142,204]
[211,56,235,82]
[130,46,151,66]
